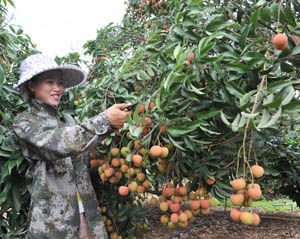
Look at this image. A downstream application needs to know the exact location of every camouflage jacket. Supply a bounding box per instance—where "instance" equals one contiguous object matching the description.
[13,99,110,239]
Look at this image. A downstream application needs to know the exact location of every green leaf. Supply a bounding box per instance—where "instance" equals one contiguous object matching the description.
[211,185,231,200]
[12,185,21,212]
[240,24,252,49]
[282,6,296,27]
[198,32,224,56]
[200,125,220,135]
[239,90,257,108]
[137,70,151,81]
[220,111,231,126]
[225,82,245,99]
[270,3,279,19]
[0,183,10,204]
[0,151,11,158]
[173,44,183,61]
[215,180,232,192]
[231,114,241,132]
[291,45,300,55]
[258,108,282,128]
[183,136,196,151]
[269,80,300,92]
[250,9,261,31]
[168,126,194,136]
[7,158,19,175]
[264,86,295,108]
[206,19,238,32]
[167,135,186,151]
[256,109,270,129]
[255,0,267,7]
[195,108,220,120]
[187,83,205,95]
[225,63,250,74]
[129,126,143,138]
[281,87,295,105]
[173,26,198,41]
[163,72,183,92]
[241,111,259,119]
[283,100,300,112]
[263,95,282,108]
[260,7,272,23]
[0,64,5,89]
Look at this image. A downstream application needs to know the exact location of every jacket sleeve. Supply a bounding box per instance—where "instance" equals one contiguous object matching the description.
[13,111,111,158]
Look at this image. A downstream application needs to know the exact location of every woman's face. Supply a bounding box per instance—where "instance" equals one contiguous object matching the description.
[28,70,65,106]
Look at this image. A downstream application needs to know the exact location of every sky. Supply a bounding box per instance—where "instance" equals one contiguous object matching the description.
[8,0,127,59]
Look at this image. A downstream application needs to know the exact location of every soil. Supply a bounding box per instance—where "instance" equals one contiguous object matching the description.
[139,205,300,239]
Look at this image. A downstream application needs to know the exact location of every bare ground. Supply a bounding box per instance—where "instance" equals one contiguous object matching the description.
[139,206,300,239]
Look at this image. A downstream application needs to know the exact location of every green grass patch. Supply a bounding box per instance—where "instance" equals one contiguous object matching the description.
[251,198,299,212]
[221,198,299,212]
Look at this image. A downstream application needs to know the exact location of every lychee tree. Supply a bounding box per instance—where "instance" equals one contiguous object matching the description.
[0,0,39,237]
[78,0,300,236]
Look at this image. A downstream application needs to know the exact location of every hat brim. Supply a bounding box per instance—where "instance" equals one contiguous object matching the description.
[15,64,87,89]
[59,65,87,89]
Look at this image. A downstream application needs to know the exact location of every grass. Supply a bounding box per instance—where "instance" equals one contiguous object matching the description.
[219,198,300,212]
[251,198,299,212]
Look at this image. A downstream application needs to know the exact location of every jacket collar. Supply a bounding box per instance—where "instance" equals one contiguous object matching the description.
[31,99,62,118]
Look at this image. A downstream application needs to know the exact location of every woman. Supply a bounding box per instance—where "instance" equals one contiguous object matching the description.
[13,53,131,239]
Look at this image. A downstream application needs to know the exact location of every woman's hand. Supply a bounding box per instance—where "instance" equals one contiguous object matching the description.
[106,103,132,129]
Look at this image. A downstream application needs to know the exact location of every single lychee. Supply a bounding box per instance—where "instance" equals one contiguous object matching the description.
[190,200,200,210]
[150,145,162,158]
[162,187,174,198]
[132,154,143,167]
[159,124,168,135]
[230,178,247,191]
[230,208,242,222]
[159,202,168,212]
[143,180,151,190]
[160,147,169,158]
[160,215,169,224]
[120,164,129,173]
[137,185,145,194]
[247,187,262,200]
[240,212,254,225]
[272,34,288,50]
[230,194,244,206]
[111,158,121,168]
[104,167,114,177]
[118,186,129,196]
[179,212,188,222]
[148,101,156,111]
[252,213,261,226]
[200,199,210,209]
[170,213,179,223]
[169,202,180,213]
[250,165,264,178]
[178,186,188,196]
[247,183,261,189]
[110,147,120,157]
[136,172,146,182]
[128,181,138,192]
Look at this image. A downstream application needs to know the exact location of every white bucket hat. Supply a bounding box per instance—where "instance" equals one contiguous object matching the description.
[14,53,87,102]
